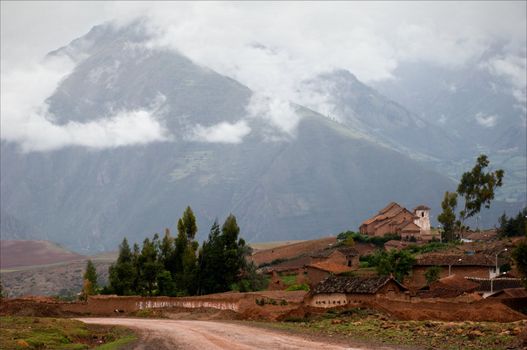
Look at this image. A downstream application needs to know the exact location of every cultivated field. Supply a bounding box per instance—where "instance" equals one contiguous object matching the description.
[251,237,337,266]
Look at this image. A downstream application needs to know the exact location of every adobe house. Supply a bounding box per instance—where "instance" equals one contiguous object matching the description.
[306,261,353,286]
[307,275,408,308]
[311,247,359,268]
[418,274,480,298]
[359,202,431,240]
[406,253,507,289]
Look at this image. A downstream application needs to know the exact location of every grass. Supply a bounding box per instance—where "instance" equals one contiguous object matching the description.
[0,317,136,349]
[280,274,297,286]
[260,309,525,350]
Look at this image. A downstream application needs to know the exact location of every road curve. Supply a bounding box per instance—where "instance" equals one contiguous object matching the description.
[77,317,376,350]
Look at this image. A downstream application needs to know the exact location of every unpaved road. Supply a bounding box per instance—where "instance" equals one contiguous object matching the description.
[78,318,388,350]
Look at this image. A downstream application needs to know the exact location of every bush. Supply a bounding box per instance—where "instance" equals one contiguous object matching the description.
[424,266,442,285]
[337,231,401,247]
[285,283,310,291]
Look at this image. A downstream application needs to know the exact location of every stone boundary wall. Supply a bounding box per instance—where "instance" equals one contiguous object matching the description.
[59,295,244,314]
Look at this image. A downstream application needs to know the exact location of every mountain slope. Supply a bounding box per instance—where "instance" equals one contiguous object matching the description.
[0,22,483,252]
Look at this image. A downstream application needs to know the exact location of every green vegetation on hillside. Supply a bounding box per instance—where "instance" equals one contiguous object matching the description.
[0,317,136,349]
[336,231,400,247]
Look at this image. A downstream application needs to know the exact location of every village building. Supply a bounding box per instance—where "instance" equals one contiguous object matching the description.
[463,229,498,243]
[307,275,408,308]
[418,274,480,298]
[407,253,506,289]
[311,246,359,268]
[359,202,431,240]
[306,261,354,286]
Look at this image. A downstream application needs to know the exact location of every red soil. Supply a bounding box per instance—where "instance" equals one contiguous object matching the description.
[251,237,337,266]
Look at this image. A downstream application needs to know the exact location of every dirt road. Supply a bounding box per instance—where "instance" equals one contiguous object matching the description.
[78,318,389,350]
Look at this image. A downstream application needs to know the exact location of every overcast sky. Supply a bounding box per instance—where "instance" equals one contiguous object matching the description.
[1,1,526,151]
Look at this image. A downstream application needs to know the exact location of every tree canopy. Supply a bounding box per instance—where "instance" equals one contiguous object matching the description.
[107,207,264,296]
[457,154,504,224]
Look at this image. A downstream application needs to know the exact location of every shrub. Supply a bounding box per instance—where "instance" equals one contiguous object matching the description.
[285,283,310,291]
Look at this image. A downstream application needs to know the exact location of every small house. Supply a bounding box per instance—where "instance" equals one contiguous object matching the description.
[306,262,353,286]
[407,253,507,289]
[308,275,408,308]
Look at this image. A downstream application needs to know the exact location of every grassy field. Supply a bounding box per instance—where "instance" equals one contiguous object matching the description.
[0,317,136,349]
[261,308,526,350]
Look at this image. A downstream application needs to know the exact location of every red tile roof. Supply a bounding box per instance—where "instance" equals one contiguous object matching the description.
[307,261,353,274]
[313,275,408,294]
[430,274,479,292]
[415,254,499,267]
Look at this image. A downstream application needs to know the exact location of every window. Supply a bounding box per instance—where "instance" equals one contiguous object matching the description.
[422,212,425,217]
[348,260,352,267]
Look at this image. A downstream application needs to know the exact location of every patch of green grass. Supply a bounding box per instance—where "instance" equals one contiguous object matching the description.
[94,335,136,349]
[0,317,136,350]
[285,283,309,291]
[280,275,297,286]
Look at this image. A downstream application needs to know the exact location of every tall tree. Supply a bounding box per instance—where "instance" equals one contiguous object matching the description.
[222,215,243,289]
[83,259,99,295]
[198,221,223,294]
[457,154,504,225]
[108,238,136,295]
[178,206,198,240]
[160,228,174,269]
[437,191,459,242]
[139,238,162,295]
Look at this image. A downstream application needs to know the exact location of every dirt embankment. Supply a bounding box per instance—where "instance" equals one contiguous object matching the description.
[1,290,525,323]
[362,298,527,323]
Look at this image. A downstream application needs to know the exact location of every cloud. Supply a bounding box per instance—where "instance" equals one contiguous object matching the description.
[2,2,525,144]
[0,55,170,152]
[475,112,498,128]
[190,120,251,144]
[246,94,300,136]
[482,54,527,104]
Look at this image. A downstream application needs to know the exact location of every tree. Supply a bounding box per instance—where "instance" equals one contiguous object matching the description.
[498,208,527,237]
[108,238,136,295]
[221,214,245,289]
[160,228,174,269]
[424,266,442,285]
[457,154,504,225]
[375,249,416,282]
[511,239,527,287]
[178,206,198,241]
[437,191,459,242]
[139,238,162,295]
[83,260,99,296]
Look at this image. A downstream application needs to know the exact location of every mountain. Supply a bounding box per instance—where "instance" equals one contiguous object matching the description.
[304,70,468,162]
[372,56,527,203]
[1,22,518,252]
